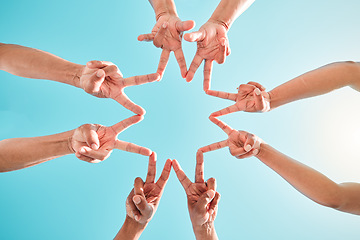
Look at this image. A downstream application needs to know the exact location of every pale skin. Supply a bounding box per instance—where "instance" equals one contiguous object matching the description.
[172,156,220,240]
[202,117,360,215]
[0,43,160,115]
[138,0,195,78]
[0,115,151,172]
[114,153,172,240]
[184,0,255,91]
[208,61,360,116]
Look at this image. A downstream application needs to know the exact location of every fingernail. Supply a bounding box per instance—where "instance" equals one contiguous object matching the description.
[133,195,141,204]
[206,191,215,199]
[162,23,167,28]
[253,149,259,155]
[96,70,103,77]
[91,160,101,163]
[88,61,93,66]
[209,209,214,215]
[254,88,261,96]
[91,144,98,150]
[244,145,252,152]
[80,148,86,154]
[135,215,140,221]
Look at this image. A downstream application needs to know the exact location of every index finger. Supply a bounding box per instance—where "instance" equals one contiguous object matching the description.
[209,116,233,135]
[206,90,237,101]
[115,140,152,156]
[172,159,192,192]
[111,115,143,134]
[198,140,228,153]
[203,60,213,91]
[156,159,172,189]
[157,49,170,77]
[114,92,145,115]
[145,152,156,183]
[186,54,203,82]
[123,73,160,87]
[174,48,187,78]
[195,150,204,183]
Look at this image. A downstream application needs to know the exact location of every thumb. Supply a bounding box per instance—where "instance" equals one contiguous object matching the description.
[184,30,206,42]
[83,69,105,94]
[176,20,195,32]
[132,195,152,221]
[197,190,215,208]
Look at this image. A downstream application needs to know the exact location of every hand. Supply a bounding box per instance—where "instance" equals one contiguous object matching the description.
[208,81,270,117]
[126,153,172,225]
[199,116,262,159]
[70,115,151,163]
[138,13,195,78]
[184,20,230,91]
[79,60,160,115]
[172,156,220,229]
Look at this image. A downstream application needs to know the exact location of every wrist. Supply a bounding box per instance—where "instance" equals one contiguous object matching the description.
[192,222,218,240]
[151,0,178,21]
[208,18,230,31]
[69,64,84,88]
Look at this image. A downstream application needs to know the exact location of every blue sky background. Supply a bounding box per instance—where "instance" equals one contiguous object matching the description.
[1,0,360,239]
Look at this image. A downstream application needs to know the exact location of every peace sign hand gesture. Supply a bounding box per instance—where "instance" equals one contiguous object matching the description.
[71,115,151,163]
[79,60,160,115]
[208,81,270,117]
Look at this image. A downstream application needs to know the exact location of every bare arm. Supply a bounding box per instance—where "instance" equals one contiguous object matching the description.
[257,143,360,215]
[148,0,177,19]
[114,216,146,240]
[269,61,360,109]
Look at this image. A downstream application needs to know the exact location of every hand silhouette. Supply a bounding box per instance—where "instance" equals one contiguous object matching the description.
[79,60,160,115]
[138,14,195,78]
[71,115,151,163]
[184,20,230,91]
[199,117,262,159]
[126,153,172,224]
[208,81,270,117]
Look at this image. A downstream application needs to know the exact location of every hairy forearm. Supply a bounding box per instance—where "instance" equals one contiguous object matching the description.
[209,0,255,29]
[148,0,177,19]
[268,61,360,110]
[0,43,84,87]
[0,130,75,172]
[114,216,146,240]
[193,223,218,240]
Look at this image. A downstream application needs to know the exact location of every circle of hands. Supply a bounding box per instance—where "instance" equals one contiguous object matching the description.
[68,13,272,230]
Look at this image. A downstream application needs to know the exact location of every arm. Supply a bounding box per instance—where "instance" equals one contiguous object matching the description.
[269,61,360,109]
[257,143,360,215]
[114,216,146,240]
[148,0,177,19]
[0,43,83,87]
[0,130,74,172]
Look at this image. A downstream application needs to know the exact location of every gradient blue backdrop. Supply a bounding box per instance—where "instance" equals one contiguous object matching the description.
[1,0,360,239]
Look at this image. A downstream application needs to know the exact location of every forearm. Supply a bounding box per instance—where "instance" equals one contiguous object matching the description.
[268,61,360,109]
[256,143,343,210]
[114,216,146,240]
[209,0,255,29]
[0,130,75,172]
[0,43,84,87]
[148,0,178,19]
[193,223,218,240]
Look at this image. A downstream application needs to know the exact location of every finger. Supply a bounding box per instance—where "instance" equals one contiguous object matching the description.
[210,104,242,117]
[238,84,256,95]
[253,89,266,112]
[186,54,203,82]
[195,150,204,183]
[206,177,216,191]
[176,20,195,32]
[86,60,107,69]
[208,116,233,135]
[153,23,168,48]
[156,159,172,189]
[115,93,145,115]
[102,64,123,79]
[132,195,152,220]
[243,135,256,153]
[134,177,145,197]
[80,124,100,150]
[174,48,187,78]
[198,140,228,153]
[78,146,110,161]
[172,159,192,192]
[215,38,227,64]
[184,30,206,42]
[123,73,160,87]
[157,49,170,77]
[115,140,152,156]
[209,192,221,213]
[197,190,215,209]
[247,81,266,91]
[126,190,140,219]
[226,44,231,56]
[75,152,96,163]
[203,60,213,91]
[229,147,247,157]
[145,152,156,183]
[111,115,143,134]
[137,33,155,42]
[206,90,237,101]
[83,70,105,94]
[235,150,257,159]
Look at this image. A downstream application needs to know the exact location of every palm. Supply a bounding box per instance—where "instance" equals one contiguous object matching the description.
[151,15,183,51]
[143,182,163,208]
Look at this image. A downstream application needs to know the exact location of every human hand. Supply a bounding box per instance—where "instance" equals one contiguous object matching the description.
[138,13,195,78]
[208,81,270,117]
[126,153,172,225]
[184,20,230,91]
[79,60,160,115]
[70,115,151,163]
[199,116,262,159]
[172,157,220,230]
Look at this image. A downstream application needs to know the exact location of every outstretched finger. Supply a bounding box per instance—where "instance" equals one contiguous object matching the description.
[198,140,228,153]
[184,30,206,42]
[111,115,143,134]
[114,92,145,115]
[157,49,170,77]
[209,116,233,135]
[153,23,168,48]
[174,48,187,78]
[145,152,156,183]
[203,60,213,91]
[172,159,192,192]
[206,90,237,101]
[176,20,195,32]
[195,150,204,183]
[123,73,160,87]
[210,104,241,117]
[186,54,203,82]
[115,140,152,156]
[138,33,155,42]
[156,159,172,189]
